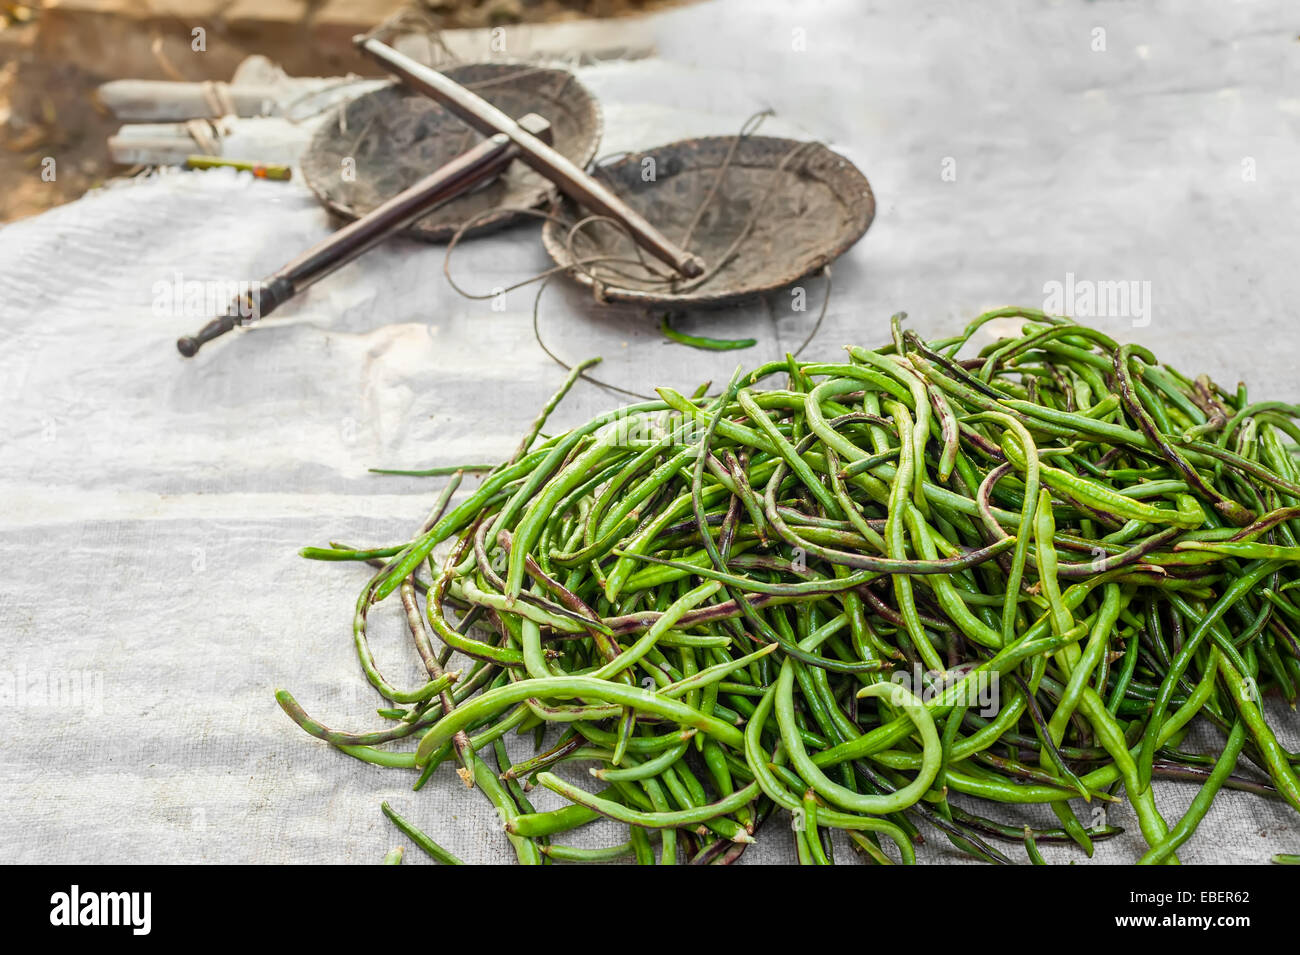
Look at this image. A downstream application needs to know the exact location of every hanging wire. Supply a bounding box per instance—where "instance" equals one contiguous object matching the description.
[433,108,838,394]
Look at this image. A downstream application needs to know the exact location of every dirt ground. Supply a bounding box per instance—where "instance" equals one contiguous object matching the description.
[1,10,114,222]
[0,0,684,223]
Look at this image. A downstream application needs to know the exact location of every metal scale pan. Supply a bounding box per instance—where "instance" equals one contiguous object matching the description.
[300,63,602,241]
[179,40,859,357]
[540,134,875,308]
[178,52,608,357]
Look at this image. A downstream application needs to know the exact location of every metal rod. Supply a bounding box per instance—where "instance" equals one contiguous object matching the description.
[177,122,540,357]
[355,36,705,280]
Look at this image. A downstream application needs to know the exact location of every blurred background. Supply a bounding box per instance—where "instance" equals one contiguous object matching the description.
[0,0,691,221]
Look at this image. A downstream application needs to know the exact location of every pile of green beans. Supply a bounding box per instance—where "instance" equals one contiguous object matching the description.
[280,308,1300,864]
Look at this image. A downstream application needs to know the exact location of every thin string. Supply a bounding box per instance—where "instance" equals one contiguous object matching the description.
[562,214,675,289]
[529,264,835,400]
[677,108,772,250]
[441,206,664,301]
[552,113,822,300]
[360,7,460,67]
[530,275,657,402]
[673,139,821,294]
[283,78,370,125]
[326,63,587,176]
[434,111,837,393]
[791,264,832,359]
